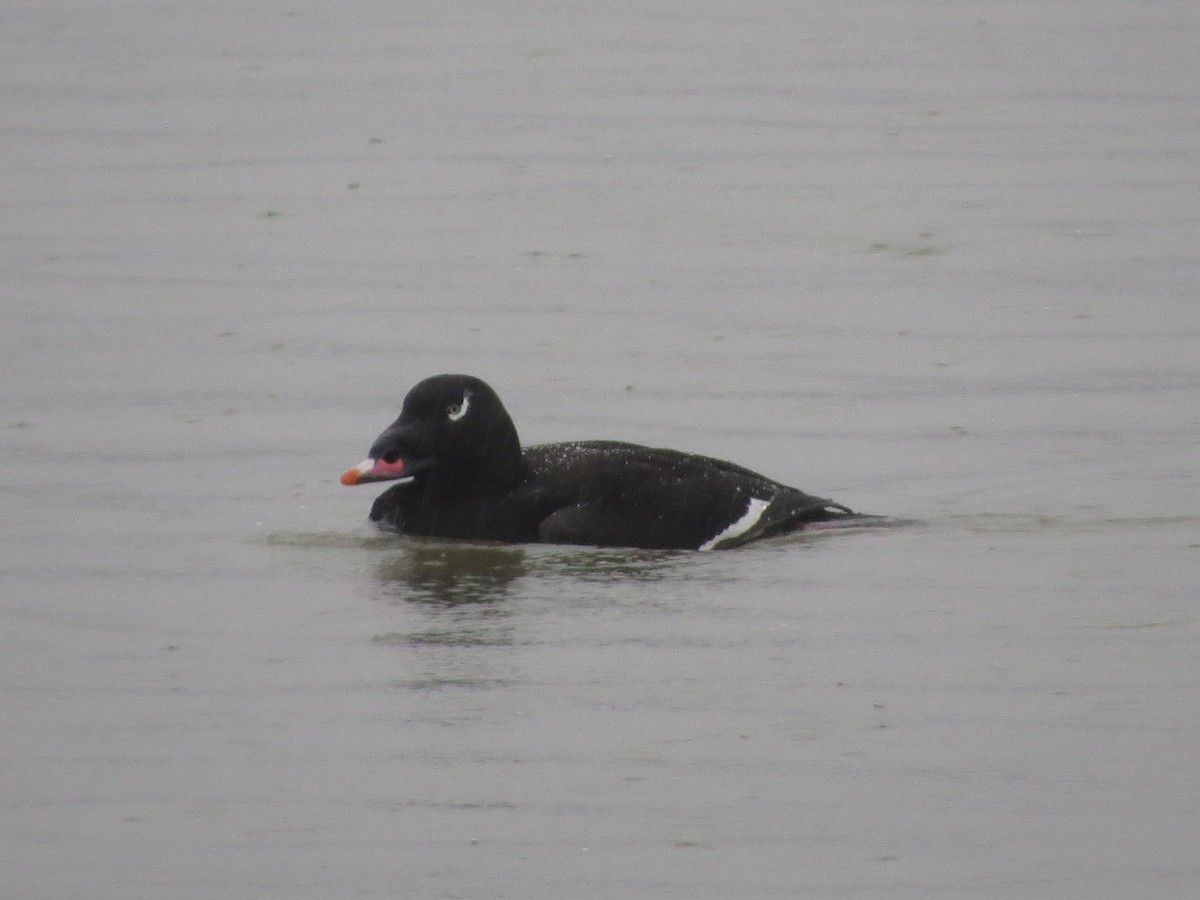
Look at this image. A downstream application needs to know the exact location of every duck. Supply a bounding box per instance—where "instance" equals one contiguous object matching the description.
[341,374,870,550]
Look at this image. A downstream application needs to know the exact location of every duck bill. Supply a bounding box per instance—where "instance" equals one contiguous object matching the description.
[341,457,418,486]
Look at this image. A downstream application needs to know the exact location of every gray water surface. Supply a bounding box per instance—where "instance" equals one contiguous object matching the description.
[3,2,1198,898]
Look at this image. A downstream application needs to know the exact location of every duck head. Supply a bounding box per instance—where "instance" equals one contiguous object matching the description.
[341,374,523,493]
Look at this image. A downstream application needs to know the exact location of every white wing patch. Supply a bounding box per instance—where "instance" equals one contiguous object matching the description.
[698,497,771,551]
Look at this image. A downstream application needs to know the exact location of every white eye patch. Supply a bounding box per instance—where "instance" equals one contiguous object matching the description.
[446,390,472,421]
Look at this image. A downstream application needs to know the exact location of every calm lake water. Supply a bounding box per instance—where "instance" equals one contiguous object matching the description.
[3,1,1198,898]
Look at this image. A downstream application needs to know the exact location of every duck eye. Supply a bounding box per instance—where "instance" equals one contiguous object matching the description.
[446,391,471,422]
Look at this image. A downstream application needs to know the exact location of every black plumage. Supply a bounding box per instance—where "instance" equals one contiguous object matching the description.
[342,374,867,550]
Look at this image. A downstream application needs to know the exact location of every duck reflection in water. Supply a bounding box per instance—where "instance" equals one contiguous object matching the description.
[374,539,528,606]
[373,538,688,607]
[370,540,694,690]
